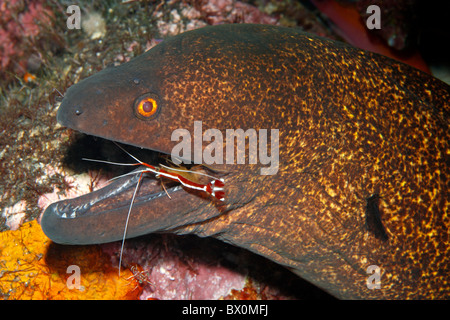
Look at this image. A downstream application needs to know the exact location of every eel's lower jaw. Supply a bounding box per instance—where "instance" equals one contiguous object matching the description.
[40,166,185,245]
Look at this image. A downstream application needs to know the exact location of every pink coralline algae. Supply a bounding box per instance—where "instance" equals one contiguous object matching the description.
[0,0,55,81]
[193,0,278,25]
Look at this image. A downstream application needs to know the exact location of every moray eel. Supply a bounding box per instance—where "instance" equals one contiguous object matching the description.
[42,24,449,299]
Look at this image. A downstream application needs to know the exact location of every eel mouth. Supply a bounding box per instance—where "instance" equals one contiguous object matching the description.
[41,138,218,245]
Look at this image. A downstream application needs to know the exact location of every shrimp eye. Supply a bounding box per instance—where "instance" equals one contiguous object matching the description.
[134,93,160,120]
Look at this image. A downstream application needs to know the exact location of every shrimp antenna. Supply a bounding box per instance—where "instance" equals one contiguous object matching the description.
[119,172,143,276]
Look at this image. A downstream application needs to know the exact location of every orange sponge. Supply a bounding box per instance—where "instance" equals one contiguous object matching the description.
[0,220,142,299]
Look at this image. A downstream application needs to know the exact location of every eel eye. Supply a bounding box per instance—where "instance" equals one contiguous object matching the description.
[134,93,160,120]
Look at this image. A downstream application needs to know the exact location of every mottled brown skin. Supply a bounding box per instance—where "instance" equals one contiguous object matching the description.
[42,24,449,299]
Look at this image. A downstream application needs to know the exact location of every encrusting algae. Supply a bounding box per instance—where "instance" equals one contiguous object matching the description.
[0,220,142,299]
